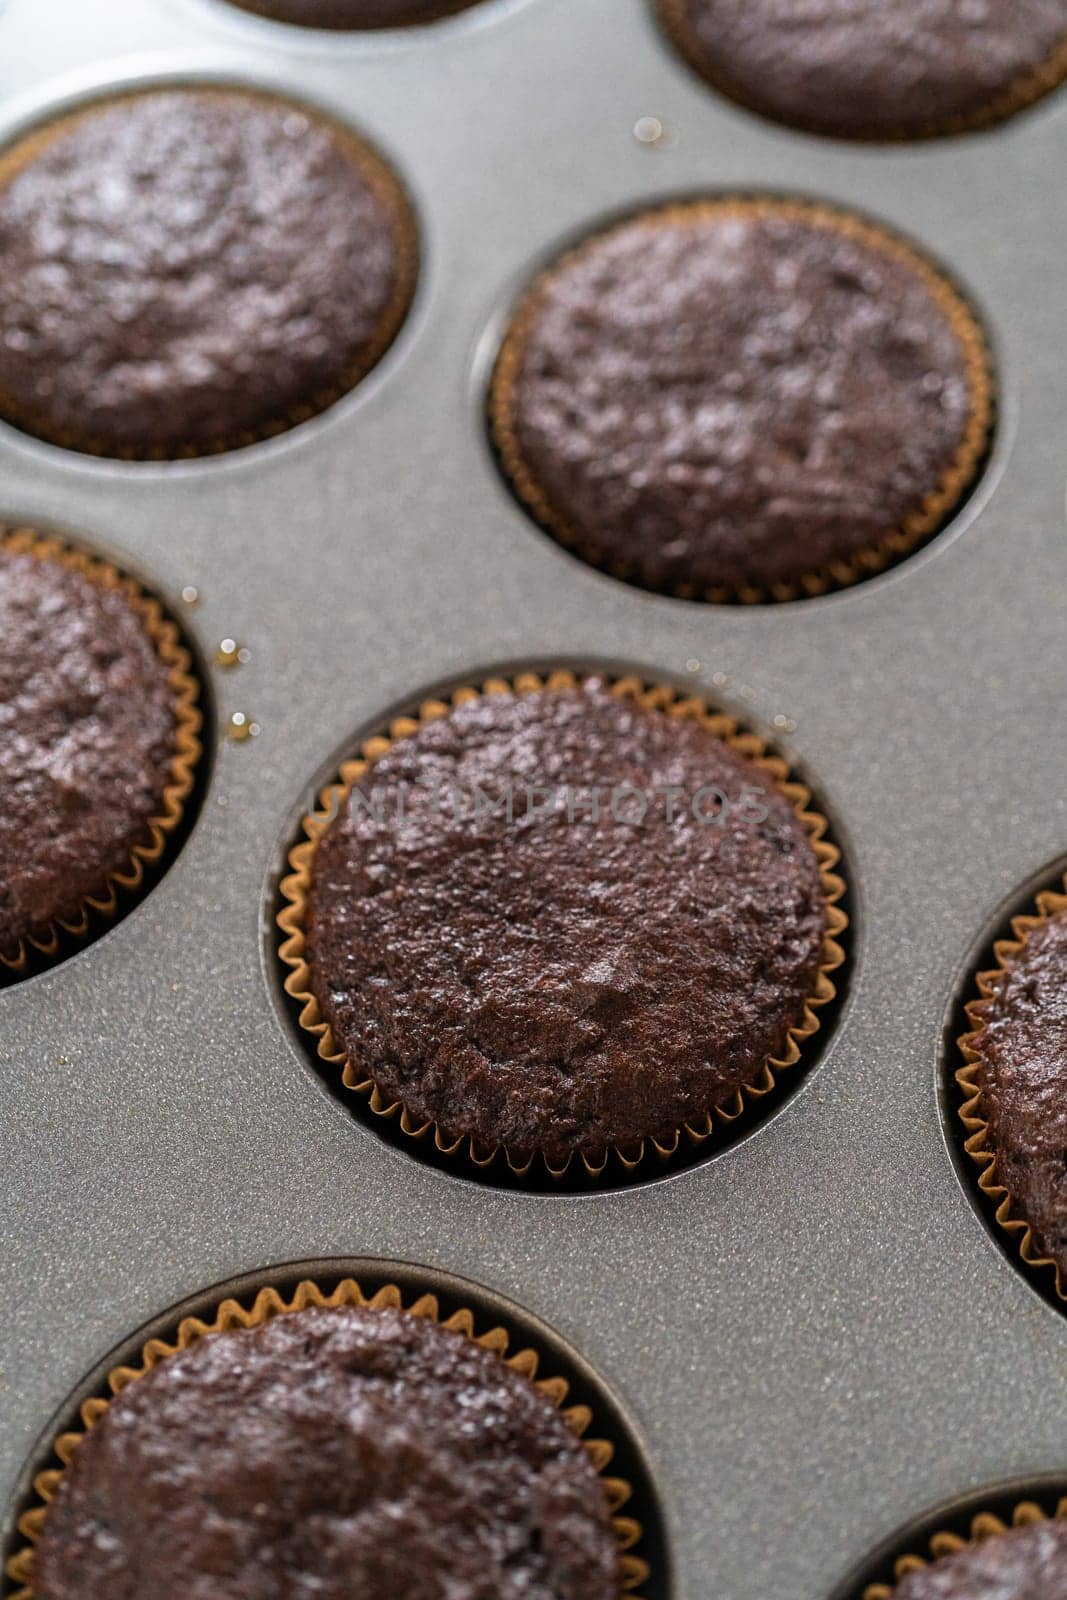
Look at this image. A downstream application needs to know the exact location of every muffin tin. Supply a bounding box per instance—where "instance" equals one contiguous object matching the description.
[1,1,1065,1597]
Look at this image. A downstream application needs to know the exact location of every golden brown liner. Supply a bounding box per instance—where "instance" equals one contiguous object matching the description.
[0,87,418,461]
[862,1495,1067,1598]
[5,1275,649,1600]
[655,0,1067,143]
[278,669,848,1179]
[956,873,1067,1304]
[490,197,995,605]
[0,524,203,975]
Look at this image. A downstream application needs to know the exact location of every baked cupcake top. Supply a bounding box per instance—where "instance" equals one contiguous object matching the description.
[656,0,1067,140]
[966,906,1067,1280]
[0,544,183,959]
[225,0,485,25]
[492,201,990,601]
[303,679,830,1163]
[890,1518,1067,1598]
[33,1304,620,1600]
[0,88,417,458]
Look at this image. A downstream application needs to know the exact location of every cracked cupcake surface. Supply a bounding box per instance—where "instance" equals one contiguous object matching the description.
[889,1518,1067,1599]
[0,88,416,457]
[656,0,1067,140]
[0,546,179,958]
[32,1305,621,1600]
[304,680,828,1161]
[967,907,1067,1280]
[492,202,989,599]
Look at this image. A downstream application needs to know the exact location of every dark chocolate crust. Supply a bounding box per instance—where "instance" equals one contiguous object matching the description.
[0,548,178,956]
[892,1519,1067,1599]
[971,908,1067,1279]
[305,680,828,1160]
[657,0,1067,140]
[224,0,486,26]
[493,203,985,598]
[33,1305,620,1600]
[0,89,416,458]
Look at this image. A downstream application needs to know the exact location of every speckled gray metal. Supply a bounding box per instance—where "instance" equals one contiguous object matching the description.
[0,3,1065,1599]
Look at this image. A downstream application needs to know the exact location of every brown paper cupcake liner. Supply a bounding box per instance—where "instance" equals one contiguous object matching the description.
[862,1495,1067,1599]
[277,669,848,1180]
[0,524,203,975]
[4,1275,650,1600]
[654,0,1067,143]
[0,87,418,461]
[956,872,1067,1304]
[490,197,995,605]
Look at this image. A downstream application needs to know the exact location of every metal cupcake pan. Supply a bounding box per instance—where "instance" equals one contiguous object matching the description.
[1,2,1065,1597]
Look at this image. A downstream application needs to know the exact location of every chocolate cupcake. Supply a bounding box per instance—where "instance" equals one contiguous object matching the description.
[17,1283,638,1600]
[864,1506,1067,1600]
[224,0,488,26]
[279,671,847,1177]
[0,88,417,458]
[0,527,201,975]
[957,876,1067,1301]
[655,0,1067,141]
[491,199,993,603]
[888,1522,1067,1598]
